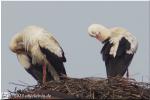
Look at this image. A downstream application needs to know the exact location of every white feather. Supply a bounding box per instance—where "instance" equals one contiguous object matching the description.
[22,26,63,64]
[17,54,31,69]
[10,25,63,65]
[124,32,138,54]
[109,27,138,57]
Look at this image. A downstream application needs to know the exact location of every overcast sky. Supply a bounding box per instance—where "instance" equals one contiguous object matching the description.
[1,1,150,92]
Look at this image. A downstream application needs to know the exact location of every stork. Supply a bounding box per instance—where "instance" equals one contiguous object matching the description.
[9,25,67,83]
[88,24,138,78]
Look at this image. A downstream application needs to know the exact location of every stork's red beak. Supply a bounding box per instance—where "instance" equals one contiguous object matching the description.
[96,34,101,41]
[96,34,99,39]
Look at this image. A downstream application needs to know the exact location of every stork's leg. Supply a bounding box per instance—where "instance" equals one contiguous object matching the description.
[43,63,47,83]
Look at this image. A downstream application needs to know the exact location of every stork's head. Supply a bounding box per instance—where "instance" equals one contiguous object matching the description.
[9,33,24,54]
[88,24,111,42]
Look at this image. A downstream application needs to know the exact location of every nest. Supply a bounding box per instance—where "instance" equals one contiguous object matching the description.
[9,77,150,99]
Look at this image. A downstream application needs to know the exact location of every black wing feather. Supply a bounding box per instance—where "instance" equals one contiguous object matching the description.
[101,37,134,77]
[39,46,67,77]
[101,39,113,61]
[26,54,54,83]
[116,37,131,56]
[60,47,67,62]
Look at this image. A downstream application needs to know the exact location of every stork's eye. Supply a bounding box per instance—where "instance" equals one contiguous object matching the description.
[92,32,95,35]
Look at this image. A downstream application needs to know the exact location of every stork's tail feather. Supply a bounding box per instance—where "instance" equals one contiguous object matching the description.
[106,54,133,78]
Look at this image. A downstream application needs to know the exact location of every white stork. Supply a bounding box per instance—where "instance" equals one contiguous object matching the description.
[88,24,138,78]
[9,25,67,83]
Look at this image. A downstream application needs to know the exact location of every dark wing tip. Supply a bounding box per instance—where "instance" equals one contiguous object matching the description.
[61,51,66,62]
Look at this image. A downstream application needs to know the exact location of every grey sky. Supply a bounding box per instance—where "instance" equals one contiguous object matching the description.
[1,1,149,92]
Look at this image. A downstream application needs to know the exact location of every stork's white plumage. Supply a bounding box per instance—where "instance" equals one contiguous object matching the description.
[88,24,138,78]
[10,25,67,83]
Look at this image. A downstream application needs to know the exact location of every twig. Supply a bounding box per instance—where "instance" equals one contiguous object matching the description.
[9,82,34,88]
[65,84,72,95]
[9,82,28,87]
[18,80,30,86]
[92,91,94,99]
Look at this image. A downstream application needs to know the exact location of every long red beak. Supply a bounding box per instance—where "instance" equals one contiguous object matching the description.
[96,34,101,41]
[96,35,99,39]
[96,34,102,41]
